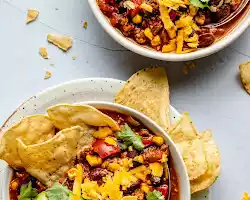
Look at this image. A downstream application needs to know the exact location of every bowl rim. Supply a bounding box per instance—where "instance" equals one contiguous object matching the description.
[3,101,191,200]
[88,0,250,61]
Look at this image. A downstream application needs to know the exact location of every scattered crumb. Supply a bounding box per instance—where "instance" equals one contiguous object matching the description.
[39,47,48,59]
[50,63,54,67]
[183,61,196,74]
[55,8,59,10]
[72,56,76,60]
[44,71,52,79]
[26,9,39,24]
[241,192,250,200]
[47,34,72,52]
[239,61,250,95]
[83,21,88,29]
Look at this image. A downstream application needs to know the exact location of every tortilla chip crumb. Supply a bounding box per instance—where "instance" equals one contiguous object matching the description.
[26,9,39,24]
[183,61,196,74]
[83,21,88,29]
[44,71,52,79]
[242,192,250,200]
[72,56,76,60]
[50,63,54,67]
[183,65,189,74]
[239,61,250,95]
[47,34,72,52]
[39,47,48,59]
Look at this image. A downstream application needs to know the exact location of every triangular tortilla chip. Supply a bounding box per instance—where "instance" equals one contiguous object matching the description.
[115,67,170,131]
[47,104,120,131]
[191,130,220,194]
[169,113,207,180]
[239,61,250,95]
[26,9,39,24]
[17,126,91,187]
[0,115,55,168]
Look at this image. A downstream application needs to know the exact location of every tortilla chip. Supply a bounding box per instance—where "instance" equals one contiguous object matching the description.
[239,61,250,95]
[191,130,220,194]
[115,67,170,131]
[175,139,207,180]
[17,126,88,187]
[47,104,120,131]
[26,9,39,24]
[39,47,48,59]
[47,34,72,51]
[0,115,55,168]
[241,192,250,200]
[168,112,198,142]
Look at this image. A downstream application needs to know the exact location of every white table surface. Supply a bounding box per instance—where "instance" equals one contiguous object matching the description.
[0,0,250,199]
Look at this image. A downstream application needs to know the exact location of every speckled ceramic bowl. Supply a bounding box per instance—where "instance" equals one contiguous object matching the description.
[0,78,190,200]
[88,0,250,61]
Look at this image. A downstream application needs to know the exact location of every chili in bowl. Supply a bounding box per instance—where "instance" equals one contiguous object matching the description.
[88,0,250,61]
[2,102,190,200]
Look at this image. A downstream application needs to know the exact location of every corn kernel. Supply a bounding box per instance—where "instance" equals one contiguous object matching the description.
[140,3,153,12]
[104,137,117,146]
[68,168,78,180]
[11,181,18,190]
[134,155,144,163]
[108,163,121,171]
[161,153,168,163]
[132,14,142,24]
[86,155,102,167]
[144,28,153,40]
[141,183,150,193]
[151,35,161,47]
[152,136,164,146]
[187,42,198,48]
[93,127,112,139]
[149,162,163,177]
[195,15,205,25]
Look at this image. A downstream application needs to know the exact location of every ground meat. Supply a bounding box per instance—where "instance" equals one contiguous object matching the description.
[89,168,109,181]
[142,146,163,163]
[150,21,163,35]
[159,29,170,44]
[122,24,135,37]
[134,29,147,44]
[216,4,231,21]
[132,190,145,200]
[127,150,138,158]
[137,129,151,137]
[160,144,170,156]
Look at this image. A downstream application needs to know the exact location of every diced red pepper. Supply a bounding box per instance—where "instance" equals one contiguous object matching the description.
[92,139,120,159]
[110,13,120,27]
[132,0,142,5]
[129,6,141,18]
[142,137,153,147]
[99,1,116,16]
[157,185,169,200]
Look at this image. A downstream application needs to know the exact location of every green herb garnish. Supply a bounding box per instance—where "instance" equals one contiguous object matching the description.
[146,190,165,200]
[116,123,144,151]
[190,0,209,9]
[19,181,38,200]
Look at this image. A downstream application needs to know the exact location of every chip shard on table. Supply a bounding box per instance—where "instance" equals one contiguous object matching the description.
[239,61,250,95]
[83,21,88,29]
[47,34,72,52]
[26,9,39,24]
[44,71,52,79]
[39,47,48,59]
[242,192,250,200]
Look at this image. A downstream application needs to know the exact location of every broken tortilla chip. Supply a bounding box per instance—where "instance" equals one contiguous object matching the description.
[26,9,39,24]
[239,61,250,95]
[241,192,250,200]
[168,112,198,142]
[44,71,52,79]
[190,130,220,194]
[0,115,55,168]
[115,67,170,131]
[47,34,72,51]
[17,126,88,187]
[47,104,120,131]
[39,47,48,59]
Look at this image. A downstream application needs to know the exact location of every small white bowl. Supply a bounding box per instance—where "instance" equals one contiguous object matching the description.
[88,0,250,61]
[3,101,190,200]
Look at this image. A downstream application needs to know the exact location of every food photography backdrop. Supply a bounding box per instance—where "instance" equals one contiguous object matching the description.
[0,0,249,200]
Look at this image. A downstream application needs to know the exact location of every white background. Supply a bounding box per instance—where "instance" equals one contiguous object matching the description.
[0,0,250,199]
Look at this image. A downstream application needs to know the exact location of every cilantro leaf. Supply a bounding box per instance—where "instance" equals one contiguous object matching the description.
[116,123,144,151]
[46,183,70,200]
[146,190,165,200]
[190,0,209,8]
[19,181,38,200]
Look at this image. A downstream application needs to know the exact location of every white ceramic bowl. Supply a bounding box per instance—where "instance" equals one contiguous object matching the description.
[2,101,191,200]
[88,0,250,61]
